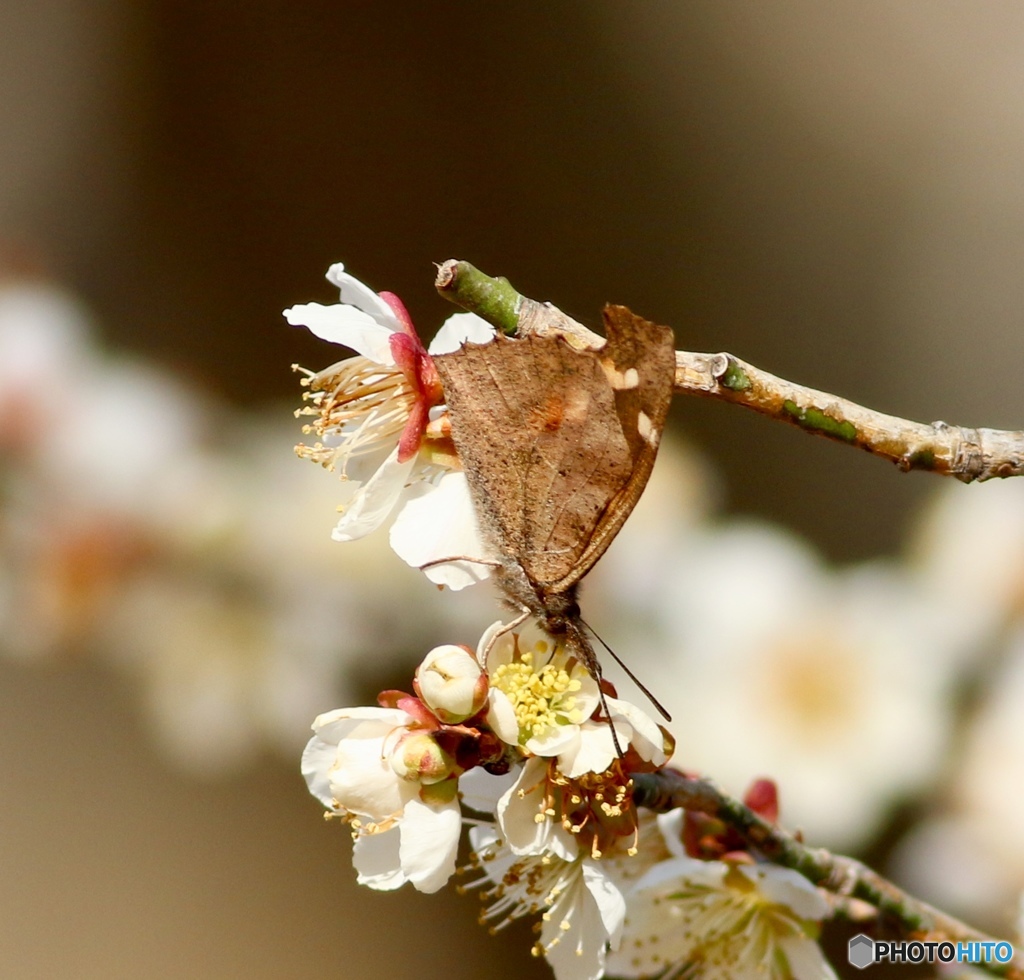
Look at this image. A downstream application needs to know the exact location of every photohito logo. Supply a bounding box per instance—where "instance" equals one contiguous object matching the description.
[848,934,1014,969]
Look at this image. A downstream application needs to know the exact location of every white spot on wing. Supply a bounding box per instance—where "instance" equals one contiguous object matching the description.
[601,361,640,390]
[637,410,658,445]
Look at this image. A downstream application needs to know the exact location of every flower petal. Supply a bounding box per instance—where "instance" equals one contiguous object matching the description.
[332,447,416,542]
[583,859,627,947]
[300,734,340,808]
[606,696,669,766]
[542,864,616,980]
[331,734,411,819]
[388,471,494,589]
[738,864,830,920]
[428,312,495,355]
[310,705,410,744]
[527,724,581,759]
[630,854,724,894]
[486,688,523,746]
[459,765,521,815]
[352,829,407,891]
[497,758,577,860]
[655,809,687,859]
[325,262,403,332]
[559,721,616,778]
[283,302,396,364]
[398,795,461,893]
[779,933,838,980]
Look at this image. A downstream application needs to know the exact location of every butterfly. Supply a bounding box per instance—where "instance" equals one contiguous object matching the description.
[432,304,675,714]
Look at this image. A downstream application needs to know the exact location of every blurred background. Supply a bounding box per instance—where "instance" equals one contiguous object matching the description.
[3,2,1024,977]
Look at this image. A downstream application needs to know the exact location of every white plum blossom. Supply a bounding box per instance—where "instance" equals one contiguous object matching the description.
[607,812,835,980]
[285,263,495,590]
[302,702,462,894]
[647,521,959,850]
[467,824,627,980]
[909,477,1024,646]
[892,623,1024,925]
[481,620,670,779]
[609,857,835,979]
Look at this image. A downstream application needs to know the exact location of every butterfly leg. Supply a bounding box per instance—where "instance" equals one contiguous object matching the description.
[416,555,502,572]
[475,607,532,668]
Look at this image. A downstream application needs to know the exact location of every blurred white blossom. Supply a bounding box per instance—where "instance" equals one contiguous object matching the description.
[909,478,1024,644]
[0,279,94,451]
[893,622,1024,928]
[633,522,961,849]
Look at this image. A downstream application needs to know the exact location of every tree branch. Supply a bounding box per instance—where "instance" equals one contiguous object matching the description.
[435,259,1024,483]
[631,769,1022,979]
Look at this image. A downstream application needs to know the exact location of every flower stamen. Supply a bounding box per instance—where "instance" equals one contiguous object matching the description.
[492,649,585,744]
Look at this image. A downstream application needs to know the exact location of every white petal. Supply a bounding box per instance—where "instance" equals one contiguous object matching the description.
[496,760,550,854]
[388,471,494,589]
[398,796,462,893]
[738,864,830,920]
[310,705,409,744]
[332,448,416,542]
[283,302,397,364]
[583,859,627,947]
[528,725,582,759]
[467,824,503,857]
[631,855,725,894]
[480,619,515,668]
[605,696,668,765]
[655,810,687,859]
[779,934,838,980]
[485,689,522,746]
[543,867,613,980]
[428,312,495,354]
[497,759,577,860]
[300,735,339,808]
[459,765,521,815]
[560,722,616,778]
[352,829,407,891]
[325,262,403,331]
[331,736,410,819]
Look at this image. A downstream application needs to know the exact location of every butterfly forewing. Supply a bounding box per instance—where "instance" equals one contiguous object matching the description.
[433,304,675,594]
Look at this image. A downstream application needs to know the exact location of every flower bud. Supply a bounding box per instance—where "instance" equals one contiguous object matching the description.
[390,732,456,784]
[414,644,488,723]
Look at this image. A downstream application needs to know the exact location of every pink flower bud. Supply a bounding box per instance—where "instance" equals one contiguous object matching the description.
[390,732,456,784]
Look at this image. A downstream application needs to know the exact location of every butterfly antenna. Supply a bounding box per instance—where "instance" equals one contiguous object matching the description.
[567,621,625,760]
[595,680,625,761]
[582,618,672,722]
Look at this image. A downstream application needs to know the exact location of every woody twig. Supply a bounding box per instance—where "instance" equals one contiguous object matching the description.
[436,259,1024,483]
[631,769,1022,979]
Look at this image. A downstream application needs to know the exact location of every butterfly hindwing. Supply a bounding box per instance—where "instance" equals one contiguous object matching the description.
[554,305,676,589]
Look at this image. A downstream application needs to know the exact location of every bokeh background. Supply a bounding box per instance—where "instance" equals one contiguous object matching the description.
[3,3,1024,977]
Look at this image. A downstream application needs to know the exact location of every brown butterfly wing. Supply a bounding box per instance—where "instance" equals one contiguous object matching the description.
[553,305,676,589]
[433,306,675,591]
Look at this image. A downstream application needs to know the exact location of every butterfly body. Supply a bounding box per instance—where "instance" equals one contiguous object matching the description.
[433,305,675,684]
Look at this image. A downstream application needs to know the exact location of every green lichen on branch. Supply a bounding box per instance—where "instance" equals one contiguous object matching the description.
[906,448,937,471]
[782,400,858,443]
[719,359,752,391]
